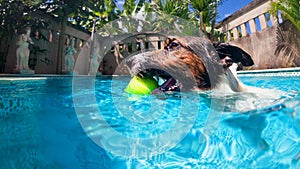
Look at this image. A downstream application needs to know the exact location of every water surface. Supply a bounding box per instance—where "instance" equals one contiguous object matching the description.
[0,75,299,168]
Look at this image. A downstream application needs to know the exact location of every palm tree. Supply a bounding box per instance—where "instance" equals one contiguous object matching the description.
[269,0,300,67]
[0,0,43,39]
[189,0,214,37]
[189,0,225,40]
[269,0,300,31]
[71,0,119,31]
[122,0,146,16]
[148,0,200,35]
[274,26,299,67]
[155,0,190,20]
[38,0,119,73]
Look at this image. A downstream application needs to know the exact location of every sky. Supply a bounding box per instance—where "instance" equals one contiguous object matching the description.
[217,0,253,22]
[115,0,254,23]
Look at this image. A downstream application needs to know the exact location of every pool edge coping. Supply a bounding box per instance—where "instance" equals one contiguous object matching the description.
[0,67,300,81]
[237,67,300,77]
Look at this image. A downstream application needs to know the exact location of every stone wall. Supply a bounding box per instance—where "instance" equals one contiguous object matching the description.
[216,0,300,69]
[231,21,300,69]
[101,33,166,75]
[1,12,90,74]
[74,33,167,75]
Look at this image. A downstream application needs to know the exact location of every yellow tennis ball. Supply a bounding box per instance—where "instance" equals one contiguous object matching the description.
[125,75,158,95]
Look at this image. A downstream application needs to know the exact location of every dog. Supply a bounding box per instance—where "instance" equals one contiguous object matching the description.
[126,36,254,94]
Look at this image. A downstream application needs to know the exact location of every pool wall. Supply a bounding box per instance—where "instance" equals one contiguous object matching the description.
[238,67,300,77]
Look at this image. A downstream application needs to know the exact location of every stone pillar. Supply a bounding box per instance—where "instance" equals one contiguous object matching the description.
[271,14,278,26]
[259,14,268,29]
[232,27,239,40]
[249,19,257,33]
[226,31,232,42]
[132,42,137,52]
[241,23,248,37]
[140,41,145,51]
[75,38,81,49]
[151,41,158,49]
[123,43,129,56]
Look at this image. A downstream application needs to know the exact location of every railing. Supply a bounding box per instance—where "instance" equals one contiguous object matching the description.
[99,33,167,75]
[1,16,90,74]
[214,0,300,69]
[217,0,282,42]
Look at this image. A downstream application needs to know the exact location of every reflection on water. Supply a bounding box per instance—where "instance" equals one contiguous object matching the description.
[0,76,300,168]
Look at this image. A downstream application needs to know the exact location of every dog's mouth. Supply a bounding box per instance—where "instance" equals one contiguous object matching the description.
[136,69,182,94]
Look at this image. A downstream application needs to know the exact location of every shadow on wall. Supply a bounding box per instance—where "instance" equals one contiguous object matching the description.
[273,21,300,68]
[230,21,300,70]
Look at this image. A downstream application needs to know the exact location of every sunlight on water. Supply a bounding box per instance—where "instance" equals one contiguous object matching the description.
[0,76,300,168]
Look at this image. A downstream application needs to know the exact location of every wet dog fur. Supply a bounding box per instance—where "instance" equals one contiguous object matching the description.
[126,36,254,93]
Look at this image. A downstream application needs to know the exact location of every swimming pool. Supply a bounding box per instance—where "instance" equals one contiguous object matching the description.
[0,73,300,168]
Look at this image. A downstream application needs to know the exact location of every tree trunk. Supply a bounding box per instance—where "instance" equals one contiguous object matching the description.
[199,11,204,37]
[56,14,68,74]
[211,0,217,41]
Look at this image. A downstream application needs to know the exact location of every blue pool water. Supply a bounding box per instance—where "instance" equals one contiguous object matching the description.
[0,75,300,168]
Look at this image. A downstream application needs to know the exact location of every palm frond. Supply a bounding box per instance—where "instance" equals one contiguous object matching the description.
[270,0,300,31]
[274,26,300,66]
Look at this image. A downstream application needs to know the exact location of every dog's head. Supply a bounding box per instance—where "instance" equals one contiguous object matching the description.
[213,42,254,68]
[126,36,253,93]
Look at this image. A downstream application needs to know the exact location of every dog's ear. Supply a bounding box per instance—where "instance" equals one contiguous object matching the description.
[213,42,254,66]
[178,36,223,86]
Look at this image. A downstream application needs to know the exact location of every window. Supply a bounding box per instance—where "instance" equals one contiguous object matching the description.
[264,12,273,27]
[245,21,252,34]
[237,26,242,38]
[158,41,162,49]
[229,30,234,40]
[278,10,283,24]
[254,17,262,31]
[127,43,132,53]
[145,42,149,49]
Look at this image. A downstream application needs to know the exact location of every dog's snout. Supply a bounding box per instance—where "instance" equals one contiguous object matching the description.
[125,52,151,76]
[221,56,233,68]
[225,57,233,64]
[126,51,154,69]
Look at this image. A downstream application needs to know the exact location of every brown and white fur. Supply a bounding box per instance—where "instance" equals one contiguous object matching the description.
[126,36,254,93]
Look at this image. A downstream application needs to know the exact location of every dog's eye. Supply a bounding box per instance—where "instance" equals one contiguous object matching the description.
[168,41,180,50]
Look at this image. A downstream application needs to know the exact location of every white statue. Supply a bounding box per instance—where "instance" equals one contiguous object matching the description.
[16,27,34,71]
[65,38,77,73]
[89,43,100,75]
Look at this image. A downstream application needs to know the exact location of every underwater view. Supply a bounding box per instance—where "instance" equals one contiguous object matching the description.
[0,75,300,168]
